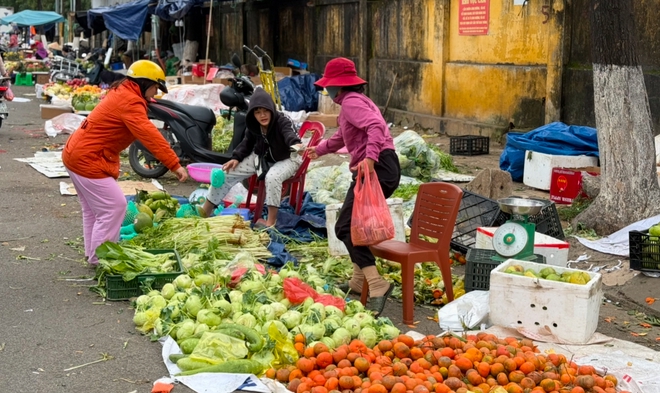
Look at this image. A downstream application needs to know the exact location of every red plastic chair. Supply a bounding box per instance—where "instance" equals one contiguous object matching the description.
[246,120,325,222]
[359,182,463,325]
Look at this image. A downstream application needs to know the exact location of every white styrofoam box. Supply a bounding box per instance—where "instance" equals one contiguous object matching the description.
[489,259,603,344]
[475,227,569,267]
[523,150,599,190]
[326,198,405,256]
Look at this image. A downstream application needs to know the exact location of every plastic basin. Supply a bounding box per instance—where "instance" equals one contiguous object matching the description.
[187,163,224,184]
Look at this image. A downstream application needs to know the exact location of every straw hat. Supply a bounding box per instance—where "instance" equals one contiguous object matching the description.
[48,42,62,51]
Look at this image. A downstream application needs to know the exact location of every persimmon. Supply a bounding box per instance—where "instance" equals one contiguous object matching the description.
[265,368,276,379]
[304,346,316,359]
[298,358,316,374]
[290,369,304,382]
[496,372,509,386]
[288,379,302,393]
[576,375,595,390]
[570,387,585,393]
[397,334,416,348]
[336,359,352,369]
[297,382,311,393]
[410,347,425,360]
[505,383,523,393]
[370,384,389,393]
[393,362,409,376]
[325,377,339,391]
[444,377,463,391]
[378,340,394,352]
[520,377,536,390]
[277,368,292,383]
[413,385,430,393]
[338,376,354,390]
[311,386,328,393]
[508,370,525,383]
[439,347,456,359]
[394,343,412,359]
[490,362,505,377]
[503,358,518,373]
[332,348,348,363]
[447,365,463,379]
[350,339,369,354]
[392,382,408,393]
[476,362,490,378]
[455,357,473,373]
[317,352,334,369]
[466,370,484,386]
[604,375,618,387]
[540,379,557,393]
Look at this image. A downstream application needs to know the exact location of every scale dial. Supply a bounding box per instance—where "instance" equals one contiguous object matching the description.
[493,222,529,257]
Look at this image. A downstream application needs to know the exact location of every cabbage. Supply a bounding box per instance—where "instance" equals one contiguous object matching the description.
[332,327,352,346]
[184,295,204,318]
[268,274,283,287]
[149,295,167,310]
[324,305,344,320]
[170,292,188,303]
[239,279,265,293]
[301,297,315,310]
[281,310,303,329]
[232,311,244,322]
[231,302,242,314]
[320,336,336,349]
[306,274,326,290]
[161,283,176,300]
[148,290,161,297]
[173,274,193,290]
[342,317,361,338]
[257,304,276,322]
[176,319,197,341]
[236,313,258,329]
[379,324,401,340]
[135,295,150,309]
[279,298,291,309]
[133,311,149,326]
[229,290,244,304]
[163,303,181,320]
[310,323,326,340]
[345,300,365,316]
[212,299,232,318]
[278,266,300,279]
[305,303,326,320]
[194,274,215,287]
[267,289,284,302]
[194,323,210,337]
[270,302,288,318]
[262,320,288,337]
[353,312,374,328]
[358,327,378,348]
[196,309,222,327]
[323,318,341,335]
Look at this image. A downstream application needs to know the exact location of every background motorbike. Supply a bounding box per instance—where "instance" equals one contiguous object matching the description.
[0,76,11,128]
[128,54,254,179]
[85,49,126,86]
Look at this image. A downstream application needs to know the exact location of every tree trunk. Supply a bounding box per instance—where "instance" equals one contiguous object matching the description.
[574,0,660,234]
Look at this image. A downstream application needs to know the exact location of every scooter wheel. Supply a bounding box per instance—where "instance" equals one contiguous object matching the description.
[128,143,169,178]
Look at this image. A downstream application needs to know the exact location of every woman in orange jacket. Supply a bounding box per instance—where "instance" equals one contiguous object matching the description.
[63,60,187,266]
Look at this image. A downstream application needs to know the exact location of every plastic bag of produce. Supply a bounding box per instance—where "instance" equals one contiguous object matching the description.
[189,331,249,365]
[351,161,394,246]
[44,113,85,137]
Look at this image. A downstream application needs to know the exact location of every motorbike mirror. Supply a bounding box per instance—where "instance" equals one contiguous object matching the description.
[253,45,266,57]
[231,53,242,69]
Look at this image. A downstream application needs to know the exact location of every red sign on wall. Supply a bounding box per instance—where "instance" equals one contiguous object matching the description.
[459,0,490,36]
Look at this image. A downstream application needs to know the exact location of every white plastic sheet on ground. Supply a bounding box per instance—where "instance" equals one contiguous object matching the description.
[162,84,229,114]
[44,113,85,137]
[575,213,660,257]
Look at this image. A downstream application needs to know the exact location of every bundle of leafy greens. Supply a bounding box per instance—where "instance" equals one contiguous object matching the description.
[95,241,178,282]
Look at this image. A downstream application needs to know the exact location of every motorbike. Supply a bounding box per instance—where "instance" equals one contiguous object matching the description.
[0,77,11,128]
[85,49,125,86]
[128,54,255,178]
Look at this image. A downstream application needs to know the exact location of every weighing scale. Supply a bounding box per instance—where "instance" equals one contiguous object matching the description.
[491,197,546,261]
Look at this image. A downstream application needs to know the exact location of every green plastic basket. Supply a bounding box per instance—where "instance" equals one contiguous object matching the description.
[105,249,183,301]
[464,248,546,292]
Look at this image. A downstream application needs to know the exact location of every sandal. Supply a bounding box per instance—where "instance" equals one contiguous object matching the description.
[253,219,272,230]
[338,283,362,296]
[367,284,394,316]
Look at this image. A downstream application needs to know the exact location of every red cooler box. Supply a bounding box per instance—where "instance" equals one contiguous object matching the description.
[549,167,600,204]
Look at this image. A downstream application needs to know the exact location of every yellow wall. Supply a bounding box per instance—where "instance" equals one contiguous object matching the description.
[442,0,559,129]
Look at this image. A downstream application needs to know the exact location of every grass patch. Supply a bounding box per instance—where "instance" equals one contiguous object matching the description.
[556,196,592,222]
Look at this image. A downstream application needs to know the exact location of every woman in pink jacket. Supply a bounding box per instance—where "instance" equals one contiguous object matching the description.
[307,57,401,316]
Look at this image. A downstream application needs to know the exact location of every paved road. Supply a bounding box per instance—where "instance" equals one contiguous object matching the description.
[0,85,657,393]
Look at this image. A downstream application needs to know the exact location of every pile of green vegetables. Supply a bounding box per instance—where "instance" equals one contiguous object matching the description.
[212,116,234,153]
[133,255,401,376]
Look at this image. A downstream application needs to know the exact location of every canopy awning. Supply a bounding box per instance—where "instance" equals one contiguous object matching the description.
[88,0,156,41]
[0,10,65,26]
[154,0,205,22]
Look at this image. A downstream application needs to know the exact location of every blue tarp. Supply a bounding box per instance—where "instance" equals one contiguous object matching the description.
[88,0,156,41]
[0,10,65,26]
[499,122,599,182]
[155,0,205,21]
[278,74,321,112]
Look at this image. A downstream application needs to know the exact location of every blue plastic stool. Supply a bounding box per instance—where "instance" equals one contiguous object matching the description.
[15,72,34,86]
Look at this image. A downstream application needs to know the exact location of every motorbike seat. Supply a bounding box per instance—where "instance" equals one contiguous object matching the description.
[152,99,216,127]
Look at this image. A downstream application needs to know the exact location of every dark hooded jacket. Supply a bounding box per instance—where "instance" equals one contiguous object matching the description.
[231,88,301,163]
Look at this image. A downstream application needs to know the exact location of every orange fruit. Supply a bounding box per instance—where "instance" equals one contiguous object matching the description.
[265,368,276,379]
[298,358,315,374]
[540,379,557,393]
[520,377,536,389]
[577,365,595,376]
[378,340,394,352]
[508,370,525,383]
[519,361,536,375]
[455,357,473,373]
[397,335,415,348]
[576,375,595,390]
[277,368,292,383]
[570,387,585,393]
[604,375,618,387]
[317,352,334,369]
[392,382,408,393]
[338,376,354,390]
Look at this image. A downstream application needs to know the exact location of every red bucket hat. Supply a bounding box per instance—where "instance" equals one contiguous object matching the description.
[315,57,367,88]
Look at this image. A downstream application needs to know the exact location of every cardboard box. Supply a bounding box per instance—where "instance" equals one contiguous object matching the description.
[523,150,599,190]
[165,76,180,86]
[274,66,292,76]
[191,76,207,85]
[41,104,74,120]
[212,78,232,86]
[34,73,50,85]
[549,167,600,205]
[250,76,262,86]
[181,75,193,84]
[318,93,341,115]
[306,112,338,128]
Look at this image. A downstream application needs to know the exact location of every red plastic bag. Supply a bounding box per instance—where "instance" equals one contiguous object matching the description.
[283,277,317,304]
[351,161,395,246]
[4,87,14,102]
[283,277,346,311]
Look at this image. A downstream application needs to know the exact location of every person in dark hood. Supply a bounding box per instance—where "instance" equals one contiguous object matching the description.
[202,88,303,227]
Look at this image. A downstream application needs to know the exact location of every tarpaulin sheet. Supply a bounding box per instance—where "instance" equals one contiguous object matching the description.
[155,0,205,21]
[499,122,599,182]
[0,10,64,26]
[88,0,155,41]
[278,74,321,112]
